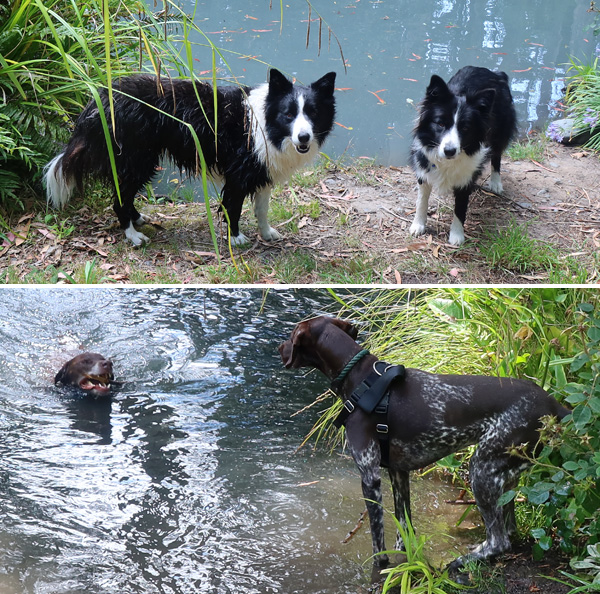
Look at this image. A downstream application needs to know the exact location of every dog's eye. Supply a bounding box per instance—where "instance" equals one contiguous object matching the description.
[434,121,445,130]
[285,112,295,120]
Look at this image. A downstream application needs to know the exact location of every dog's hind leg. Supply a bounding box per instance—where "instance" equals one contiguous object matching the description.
[112,160,156,246]
[254,187,281,242]
[461,449,518,564]
[221,183,248,246]
[389,468,411,551]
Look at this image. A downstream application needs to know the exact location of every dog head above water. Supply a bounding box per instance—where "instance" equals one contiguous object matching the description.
[279,316,359,372]
[55,353,114,397]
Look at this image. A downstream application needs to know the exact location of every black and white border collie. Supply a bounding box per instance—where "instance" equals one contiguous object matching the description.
[45,69,336,246]
[409,66,517,246]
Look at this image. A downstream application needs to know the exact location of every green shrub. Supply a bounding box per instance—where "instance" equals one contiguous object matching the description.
[0,0,180,204]
[517,303,600,583]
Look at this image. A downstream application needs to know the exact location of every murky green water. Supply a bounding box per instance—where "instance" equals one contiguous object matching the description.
[174,0,596,164]
[0,288,481,593]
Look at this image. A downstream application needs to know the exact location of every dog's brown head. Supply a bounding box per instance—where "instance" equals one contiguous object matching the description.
[279,316,358,374]
[55,353,114,397]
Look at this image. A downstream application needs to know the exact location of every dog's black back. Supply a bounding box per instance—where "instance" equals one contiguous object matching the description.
[61,76,269,200]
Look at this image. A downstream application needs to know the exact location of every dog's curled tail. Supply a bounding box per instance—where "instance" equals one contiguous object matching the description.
[44,153,76,209]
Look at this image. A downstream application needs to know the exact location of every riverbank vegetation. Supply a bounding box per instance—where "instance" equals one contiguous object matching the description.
[318,287,600,593]
[1,0,163,204]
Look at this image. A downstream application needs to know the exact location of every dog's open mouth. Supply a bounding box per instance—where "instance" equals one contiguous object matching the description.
[295,144,310,154]
[79,374,112,395]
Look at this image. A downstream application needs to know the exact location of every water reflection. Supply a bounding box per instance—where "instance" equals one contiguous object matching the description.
[167,0,595,165]
[0,288,483,593]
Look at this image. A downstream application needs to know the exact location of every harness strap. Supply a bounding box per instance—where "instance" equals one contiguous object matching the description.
[333,362,405,429]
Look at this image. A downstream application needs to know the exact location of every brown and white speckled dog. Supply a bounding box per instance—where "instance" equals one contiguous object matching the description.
[279,316,569,568]
[55,353,114,398]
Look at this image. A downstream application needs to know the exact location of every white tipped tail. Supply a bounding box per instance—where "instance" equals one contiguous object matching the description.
[44,153,76,209]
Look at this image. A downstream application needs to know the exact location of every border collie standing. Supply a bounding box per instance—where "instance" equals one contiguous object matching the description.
[409,66,517,246]
[45,69,336,246]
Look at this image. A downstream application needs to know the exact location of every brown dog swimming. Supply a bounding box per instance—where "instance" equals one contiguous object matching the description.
[279,316,569,568]
[55,353,114,397]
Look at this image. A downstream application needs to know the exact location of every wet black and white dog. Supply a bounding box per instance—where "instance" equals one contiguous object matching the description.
[45,69,336,246]
[409,66,517,245]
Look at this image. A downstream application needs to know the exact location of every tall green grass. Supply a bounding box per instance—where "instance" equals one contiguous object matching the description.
[564,56,600,152]
[1,0,159,203]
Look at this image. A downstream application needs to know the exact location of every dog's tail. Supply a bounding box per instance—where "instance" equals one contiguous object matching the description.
[44,152,77,209]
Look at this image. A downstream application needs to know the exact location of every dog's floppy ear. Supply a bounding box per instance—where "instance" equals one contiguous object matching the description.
[279,321,312,369]
[311,72,336,95]
[330,318,358,340]
[268,68,293,95]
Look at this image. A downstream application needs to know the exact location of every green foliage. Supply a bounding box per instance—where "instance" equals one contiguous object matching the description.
[515,303,600,587]
[506,135,547,162]
[479,220,587,282]
[0,0,154,203]
[564,56,600,152]
[380,511,468,594]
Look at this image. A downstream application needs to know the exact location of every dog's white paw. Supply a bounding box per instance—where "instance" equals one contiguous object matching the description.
[487,172,504,195]
[448,217,465,246]
[259,226,282,242]
[229,232,250,247]
[409,220,426,237]
[125,223,150,246]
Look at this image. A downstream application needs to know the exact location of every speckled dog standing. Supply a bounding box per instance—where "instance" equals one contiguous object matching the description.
[279,316,569,568]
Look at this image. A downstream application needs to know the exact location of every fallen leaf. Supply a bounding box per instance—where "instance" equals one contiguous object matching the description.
[394,270,402,284]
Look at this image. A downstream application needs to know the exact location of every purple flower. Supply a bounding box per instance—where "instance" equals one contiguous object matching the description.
[546,122,564,142]
[583,108,599,128]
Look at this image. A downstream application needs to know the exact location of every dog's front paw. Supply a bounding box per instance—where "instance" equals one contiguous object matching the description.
[448,217,465,246]
[125,225,150,246]
[409,220,426,237]
[487,175,504,195]
[259,226,282,242]
[229,232,250,247]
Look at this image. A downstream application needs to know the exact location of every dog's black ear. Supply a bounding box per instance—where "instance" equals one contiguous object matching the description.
[330,318,358,340]
[54,363,68,385]
[425,75,451,101]
[268,69,293,94]
[470,88,496,114]
[311,72,336,95]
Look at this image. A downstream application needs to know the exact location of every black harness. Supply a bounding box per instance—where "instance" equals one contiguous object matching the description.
[331,352,405,468]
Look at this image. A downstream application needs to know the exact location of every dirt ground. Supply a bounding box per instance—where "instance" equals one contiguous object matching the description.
[1,142,599,284]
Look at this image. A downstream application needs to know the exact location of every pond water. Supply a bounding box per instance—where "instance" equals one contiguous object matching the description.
[0,288,481,593]
[170,0,598,165]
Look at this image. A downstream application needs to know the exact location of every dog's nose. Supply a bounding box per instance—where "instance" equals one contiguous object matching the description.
[298,132,311,144]
[444,146,457,158]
